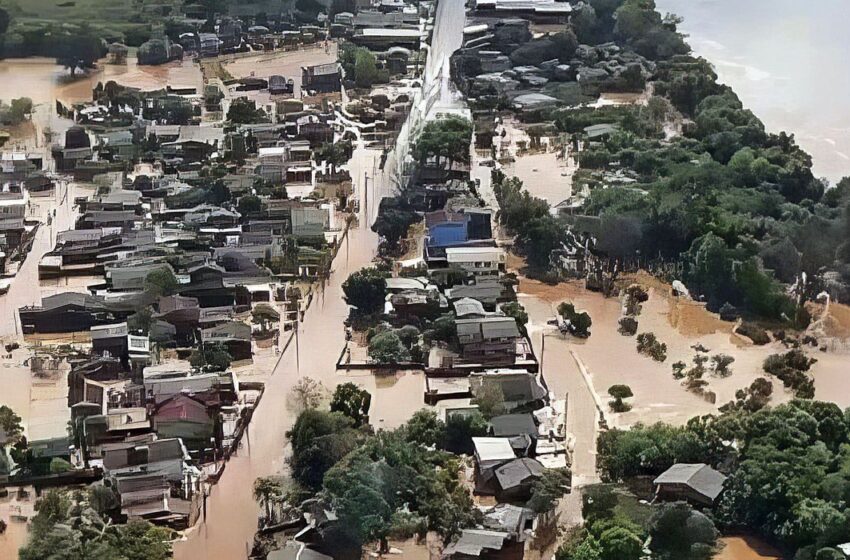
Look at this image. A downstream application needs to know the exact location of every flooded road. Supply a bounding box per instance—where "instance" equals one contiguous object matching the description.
[173,143,384,560]
[176,5,468,556]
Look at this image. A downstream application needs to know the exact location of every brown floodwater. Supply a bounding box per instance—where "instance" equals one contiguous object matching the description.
[714,535,783,560]
[173,146,385,560]
[0,57,202,153]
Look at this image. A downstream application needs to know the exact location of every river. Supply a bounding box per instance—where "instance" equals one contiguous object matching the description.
[656,0,850,183]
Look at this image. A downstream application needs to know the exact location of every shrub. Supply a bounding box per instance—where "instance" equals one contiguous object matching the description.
[636,332,667,361]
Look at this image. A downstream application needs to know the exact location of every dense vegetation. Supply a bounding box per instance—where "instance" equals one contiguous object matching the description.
[286,397,482,554]
[597,400,850,558]
[558,483,717,560]
[19,488,172,560]
[487,0,850,322]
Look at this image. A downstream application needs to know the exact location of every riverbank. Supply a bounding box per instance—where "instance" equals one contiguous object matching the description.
[656,0,850,184]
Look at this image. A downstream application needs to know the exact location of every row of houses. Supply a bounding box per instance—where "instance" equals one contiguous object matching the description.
[8,51,359,529]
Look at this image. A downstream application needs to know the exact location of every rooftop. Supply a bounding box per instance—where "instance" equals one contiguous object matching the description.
[653,463,727,501]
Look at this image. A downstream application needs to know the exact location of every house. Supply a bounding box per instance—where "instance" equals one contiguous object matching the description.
[473,0,572,22]
[472,437,516,492]
[269,75,295,96]
[446,279,513,310]
[291,206,327,239]
[100,130,137,160]
[0,187,28,250]
[144,370,234,405]
[456,317,521,365]
[113,473,171,517]
[470,371,547,411]
[442,529,519,560]
[426,210,470,249]
[493,457,545,501]
[653,463,727,506]
[583,123,618,141]
[200,321,252,361]
[301,63,341,94]
[488,414,538,441]
[91,322,130,359]
[199,33,220,57]
[152,394,216,454]
[161,126,224,163]
[102,437,190,483]
[446,247,505,277]
[351,28,421,49]
[442,529,518,560]
[19,293,126,334]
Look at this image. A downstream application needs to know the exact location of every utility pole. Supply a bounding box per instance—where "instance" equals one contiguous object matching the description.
[363,171,369,225]
[294,318,300,375]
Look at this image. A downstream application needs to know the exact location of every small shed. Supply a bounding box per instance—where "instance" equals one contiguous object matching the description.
[653,463,727,506]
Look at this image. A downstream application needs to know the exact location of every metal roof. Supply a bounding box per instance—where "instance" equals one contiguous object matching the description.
[653,463,727,501]
[472,437,516,463]
[494,457,545,490]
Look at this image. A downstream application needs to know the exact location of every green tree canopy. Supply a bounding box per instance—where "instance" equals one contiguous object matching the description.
[342,267,387,314]
[329,382,372,426]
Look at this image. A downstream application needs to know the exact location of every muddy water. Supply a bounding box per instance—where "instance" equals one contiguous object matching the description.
[0,57,202,151]
[173,146,384,560]
[714,535,783,560]
[516,276,804,428]
[223,45,337,100]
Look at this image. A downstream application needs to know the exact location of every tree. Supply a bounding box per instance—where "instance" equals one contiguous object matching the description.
[188,343,232,372]
[0,97,33,126]
[227,97,268,124]
[527,468,572,512]
[237,194,263,215]
[314,140,353,173]
[57,30,104,76]
[368,330,410,364]
[414,116,473,170]
[404,409,446,448]
[251,303,280,332]
[608,385,633,412]
[597,526,643,560]
[0,8,10,35]
[21,490,172,560]
[354,48,379,88]
[127,307,154,334]
[711,354,734,377]
[500,301,528,331]
[144,267,178,297]
[0,405,23,444]
[291,377,325,411]
[472,382,506,419]
[444,411,487,454]
[372,205,420,251]
[323,430,479,552]
[649,502,718,560]
[287,409,364,490]
[636,332,667,361]
[330,382,372,426]
[253,476,283,522]
[88,485,119,517]
[342,267,387,314]
[558,302,593,337]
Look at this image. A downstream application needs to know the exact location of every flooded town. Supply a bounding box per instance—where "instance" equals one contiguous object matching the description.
[0,1,848,560]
